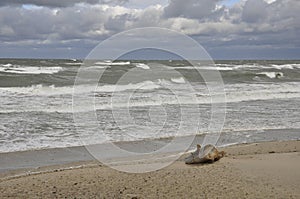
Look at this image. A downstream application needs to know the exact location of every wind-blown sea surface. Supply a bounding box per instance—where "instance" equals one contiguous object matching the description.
[0,59,299,152]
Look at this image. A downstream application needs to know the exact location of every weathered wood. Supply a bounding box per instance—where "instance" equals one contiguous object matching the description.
[185,144,225,164]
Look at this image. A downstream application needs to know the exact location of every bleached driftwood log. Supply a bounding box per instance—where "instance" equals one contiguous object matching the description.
[185,144,225,164]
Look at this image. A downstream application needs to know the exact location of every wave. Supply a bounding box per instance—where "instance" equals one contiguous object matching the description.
[171,77,186,84]
[1,82,300,113]
[73,81,300,108]
[64,62,83,65]
[94,82,300,109]
[0,80,162,96]
[94,61,130,66]
[180,63,300,71]
[2,63,13,67]
[74,61,132,69]
[0,84,71,96]
[172,66,233,71]
[97,80,160,92]
[134,63,150,70]
[0,65,63,74]
[85,65,109,70]
[215,63,300,70]
[2,91,300,114]
[215,64,270,70]
[271,64,300,70]
[258,72,283,79]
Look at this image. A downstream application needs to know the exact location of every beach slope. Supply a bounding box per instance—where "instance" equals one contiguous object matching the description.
[0,140,299,198]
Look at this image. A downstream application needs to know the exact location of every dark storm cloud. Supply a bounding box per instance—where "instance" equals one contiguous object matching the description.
[0,0,128,7]
[163,0,222,19]
[242,0,268,23]
[0,0,299,59]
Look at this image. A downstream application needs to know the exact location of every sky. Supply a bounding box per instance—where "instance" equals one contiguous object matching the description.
[0,0,299,60]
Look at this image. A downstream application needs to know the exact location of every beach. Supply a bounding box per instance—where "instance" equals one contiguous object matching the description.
[0,140,299,198]
[0,59,299,198]
[1,0,300,198]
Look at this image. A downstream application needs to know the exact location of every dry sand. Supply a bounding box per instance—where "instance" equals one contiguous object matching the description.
[0,140,299,198]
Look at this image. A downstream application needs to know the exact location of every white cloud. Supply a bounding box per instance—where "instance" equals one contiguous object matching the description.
[0,0,128,7]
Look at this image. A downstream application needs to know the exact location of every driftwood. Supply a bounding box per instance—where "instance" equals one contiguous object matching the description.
[185,144,225,164]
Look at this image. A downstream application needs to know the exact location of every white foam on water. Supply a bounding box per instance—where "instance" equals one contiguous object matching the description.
[0,65,63,74]
[0,80,162,96]
[0,136,84,153]
[172,66,233,71]
[225,82,300,103]
[0,84,78,96]
[271,64,300,70]
[242,64,300,70]
[211,63,300,70]
[1,81,300,113]
[135,63,150,70]
[271,64,294,70]
[171,77,186,84]
[97,80,160,92]
[94,61,130,66]
[64,62,83,65]
[57,82,300,111]
[232,64,270,70]
[258,72,283,79]
[291,64,300,69]
[85,65,109,69]
[202,66,233,71]
[2,63,13,67]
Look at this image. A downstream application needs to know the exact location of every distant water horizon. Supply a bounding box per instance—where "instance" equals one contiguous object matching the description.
[1,58,300,61]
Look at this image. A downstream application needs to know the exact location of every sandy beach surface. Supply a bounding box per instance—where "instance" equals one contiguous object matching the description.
[0,140,299,198]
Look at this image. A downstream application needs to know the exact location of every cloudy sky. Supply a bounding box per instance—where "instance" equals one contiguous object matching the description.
[0,0,299,59]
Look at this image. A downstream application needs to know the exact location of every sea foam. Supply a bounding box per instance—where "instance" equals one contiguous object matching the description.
[0,65,63,74]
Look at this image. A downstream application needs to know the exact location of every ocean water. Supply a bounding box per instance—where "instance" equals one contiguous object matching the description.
[0,59,300,152]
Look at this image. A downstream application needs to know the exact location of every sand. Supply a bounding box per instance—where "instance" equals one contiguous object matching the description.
[0,140,299,198]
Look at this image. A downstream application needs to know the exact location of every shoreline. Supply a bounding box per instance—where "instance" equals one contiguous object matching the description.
[1,127,299,154]
[1,128,300,173]
[0,140,299,198]
[1,128,300,174]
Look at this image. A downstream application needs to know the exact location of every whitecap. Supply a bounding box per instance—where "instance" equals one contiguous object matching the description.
[135,63,150,70]
[271,64,298,70]
[0,80,161,96]
[0,66,63,74]
[64,62,82,65]
[258,72,283,79]
[95,61,130,66]
[98,80,160,92]
[173,66,233,71]
[171,77,186,84]
[2,63,12,67]
[85,65,108,70]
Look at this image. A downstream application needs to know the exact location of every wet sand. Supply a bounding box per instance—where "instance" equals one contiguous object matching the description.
[0,140,299,198]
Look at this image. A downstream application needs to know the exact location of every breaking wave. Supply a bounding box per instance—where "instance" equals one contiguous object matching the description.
[258,72,284,79]
[94,61,131,66]
[173,63,300,71]
[0,64,63,74]
[134,63,150,70]
[1,82,300,113]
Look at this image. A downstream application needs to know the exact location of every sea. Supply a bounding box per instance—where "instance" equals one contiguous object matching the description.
[0,59,300,153]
